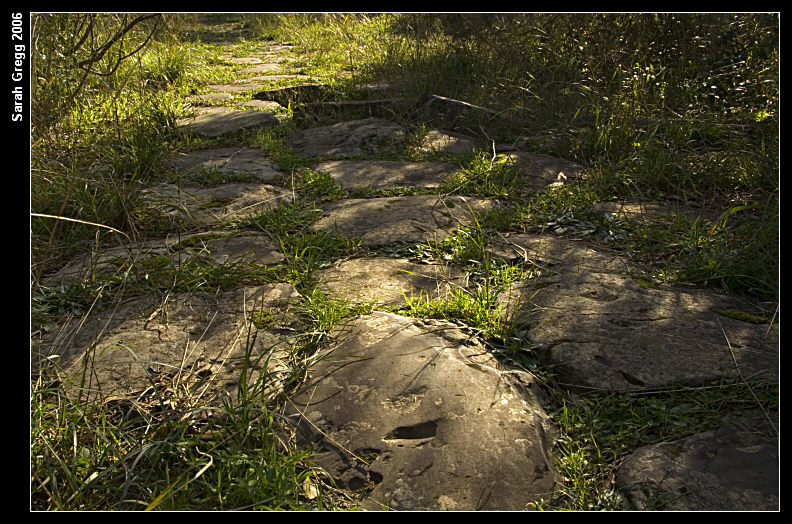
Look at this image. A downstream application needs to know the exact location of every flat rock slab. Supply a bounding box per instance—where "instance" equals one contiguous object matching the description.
[173,231,284,266]
[505,152,585,193]
[177,107,280,138]
[286,311,557,510]
[419,129,481,155]
[189,92,234,104]
[591,201,724,224]
[42,230,284,291]
[489,233,630,274]
[39,284,302,404]
[616,410,779,510]
[286,117,405,158]
[314,257,467,306]
[244,62,285,74]
[171,147,283,182]
[41,239,187,287]
[239,100,284,111]
[205,83,268,93]
[501,271,779,391]
[312,195,496,246]
[311,160,458,190]
[149,182,293,226]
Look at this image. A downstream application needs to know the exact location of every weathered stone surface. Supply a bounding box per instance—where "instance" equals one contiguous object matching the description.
[311,160,457,190]
[419,129,480,154]
[616,410,779,510]
[189,92,234,104]
[41,239,187,287]
[244,62,285,74]
[42,230,284,290]
[489,233,630,274]
[286,311,557,510]
[205,82,268,93]
[505,152,585,193]
[501,270,779,391]
[39,284,302,403]
[312,194,496,246]
[239,99,285,111]
[591,201,724,224]
[244,74,307,82]
[226,56,263,64]
[315,257,466,306]
[171,147,283,182]
[148,182,293,226]
[286,117,405,158]
[174,231,284,266]
[177,106,280,138]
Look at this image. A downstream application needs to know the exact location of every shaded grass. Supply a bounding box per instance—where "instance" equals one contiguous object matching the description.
[534,378,778,510]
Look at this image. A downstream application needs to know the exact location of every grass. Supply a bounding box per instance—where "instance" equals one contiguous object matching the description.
[31,13,778,511]
[533,378,779,511]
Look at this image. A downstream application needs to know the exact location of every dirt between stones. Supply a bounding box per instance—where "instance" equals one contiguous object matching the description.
[36,41,778,511]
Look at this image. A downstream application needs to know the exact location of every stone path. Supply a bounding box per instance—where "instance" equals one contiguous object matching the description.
[35,40,778,511]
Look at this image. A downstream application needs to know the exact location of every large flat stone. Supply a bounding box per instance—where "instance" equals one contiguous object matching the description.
[616,410,778,510]
[314,257,467,306]
[173,231,284,266]
[419,129,481,154]
[177,106,280,138]
[244,62,285,74]
[501,270,779,391]
[489,233,630,274]
[286,117,405,158]
[149,182,293,226]
[311,194,496,246]
[286,311,557,510]
[311,160,458,191]
[188,92,234,104]
[505,152,585,193]
[205,82,268,93]
[38,284,302,404]
[171,147,283,182]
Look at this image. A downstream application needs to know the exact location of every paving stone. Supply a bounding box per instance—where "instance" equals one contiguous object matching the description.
[173,231,284,266]
[177,106,280,138]
[40,284,303,404]
[244,62,285,74]
[489,233,630,274]
[419,129,481,154]
[226,56,264,64]
[171,147,283,182]
[244,74,309,82]
[147,182,293,226]
[285,311,558,510]
[500,269,779,391]
[311,160,458,190]
[286,117,405,158]
[239,99,285,111]
[505,151,585,193]
[314,257,467,306]
[205,82,268,93]
[616,410,779,510]
[312,194,496,246]
[188,92,234,104]
[40,239,186,287]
